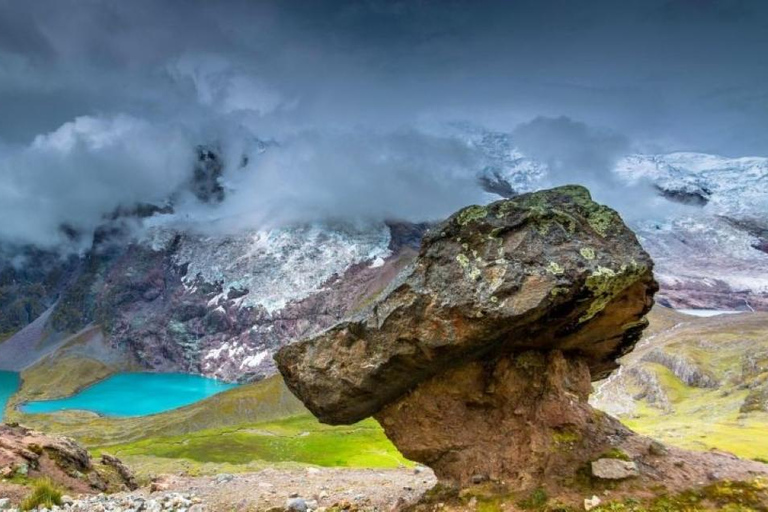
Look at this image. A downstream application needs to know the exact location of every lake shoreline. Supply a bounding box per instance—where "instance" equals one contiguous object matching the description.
[17,372,240,418]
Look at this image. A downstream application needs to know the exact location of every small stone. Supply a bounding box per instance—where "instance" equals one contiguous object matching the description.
[591,458,639,480]
[151,481,170,493]
[318,491,329,500]
[305,500,318,510]
[649,440,668,456]
[215,473,234,484]
[470,474,488,484]
[289,492,300,498]
[0,498,10,510]
[286,498,308,512]
[584,495,601,511]
[306,467,321,475]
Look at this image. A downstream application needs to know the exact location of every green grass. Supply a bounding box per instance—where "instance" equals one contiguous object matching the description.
[10,372,409,477]
[15,355,116,402]
[20,478,63,511]
[93,414,408,470]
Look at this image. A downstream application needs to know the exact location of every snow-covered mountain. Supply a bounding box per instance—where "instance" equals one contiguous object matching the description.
[1,132,766,382]
[470,132,768,310]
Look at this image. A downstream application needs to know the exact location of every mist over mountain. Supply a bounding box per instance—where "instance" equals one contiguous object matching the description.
[2,0,768,253]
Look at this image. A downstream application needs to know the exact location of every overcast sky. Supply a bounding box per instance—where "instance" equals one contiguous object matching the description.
[0,0,766,248]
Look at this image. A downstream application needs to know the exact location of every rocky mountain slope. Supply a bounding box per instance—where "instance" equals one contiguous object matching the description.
[592,307,768,461]
[0,133,766,383]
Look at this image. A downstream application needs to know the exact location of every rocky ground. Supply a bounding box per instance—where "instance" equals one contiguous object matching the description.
[5,460,768,511]
[0,467,437,511]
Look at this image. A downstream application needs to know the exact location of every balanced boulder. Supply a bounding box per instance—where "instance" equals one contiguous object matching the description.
[275,185,658,487]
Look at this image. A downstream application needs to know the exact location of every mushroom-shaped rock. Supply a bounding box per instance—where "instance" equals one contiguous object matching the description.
[275,185,658,488]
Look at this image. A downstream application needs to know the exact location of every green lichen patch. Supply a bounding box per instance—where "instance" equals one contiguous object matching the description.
[514,352,547,371]
[547,261,566,275]
[456,251,482,281]
[552,428,581,445]
[555,185,620,237]
[580,262,647,322]
[457,205,489,226]
[580,247,596,260]
[586,206,617,237]
[468,267,482,280]
[597,447,632,462]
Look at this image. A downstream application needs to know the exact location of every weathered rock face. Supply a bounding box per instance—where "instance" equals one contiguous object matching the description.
[276,185,657,425]
[375,350,635,487]
[0,424,136,493]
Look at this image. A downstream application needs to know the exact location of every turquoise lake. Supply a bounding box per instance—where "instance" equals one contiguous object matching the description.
[21,373,239,417]
[0,371,20,421]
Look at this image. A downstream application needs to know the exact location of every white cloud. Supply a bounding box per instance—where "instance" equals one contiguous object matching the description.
[170,53,287,116]
[0,115,194,249]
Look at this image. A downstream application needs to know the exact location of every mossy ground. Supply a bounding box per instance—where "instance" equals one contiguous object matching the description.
[408,478,768,511]
[93,415,409,475]
[15,355,115,403]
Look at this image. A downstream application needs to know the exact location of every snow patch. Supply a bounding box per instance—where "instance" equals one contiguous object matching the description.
[144,222,391,314]
[240,350,269,369]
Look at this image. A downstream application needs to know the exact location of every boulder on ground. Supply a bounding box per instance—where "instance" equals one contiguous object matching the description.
[276,185,656,425]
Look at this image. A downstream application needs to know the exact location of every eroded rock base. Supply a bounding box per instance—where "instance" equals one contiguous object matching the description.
[377,350,768,502]
[376,350,632,489]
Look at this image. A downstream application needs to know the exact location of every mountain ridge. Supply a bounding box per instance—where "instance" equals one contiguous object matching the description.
[1,131,766,382]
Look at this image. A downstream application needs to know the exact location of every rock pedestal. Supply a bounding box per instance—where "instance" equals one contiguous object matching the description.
[375,350,632,488]
[276,185,660,490]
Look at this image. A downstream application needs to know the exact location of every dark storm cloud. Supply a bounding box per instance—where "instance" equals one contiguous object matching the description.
[0,0,766,247]
[2,0,767,148]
